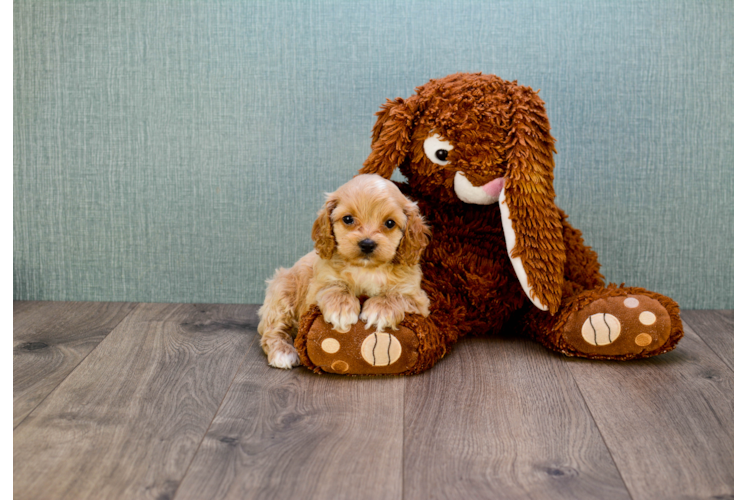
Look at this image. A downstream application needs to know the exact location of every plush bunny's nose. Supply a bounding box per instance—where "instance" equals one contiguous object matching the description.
[358,239,377,254]
[482,177,505,198]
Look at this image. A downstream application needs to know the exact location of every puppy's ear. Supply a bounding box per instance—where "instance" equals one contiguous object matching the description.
[311,195,337,260]
[394,201,431,266]
[359,95,419,179]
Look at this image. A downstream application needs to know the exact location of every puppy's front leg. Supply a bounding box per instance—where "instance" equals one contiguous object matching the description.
[317,285,361,333]
[361,291,430,332]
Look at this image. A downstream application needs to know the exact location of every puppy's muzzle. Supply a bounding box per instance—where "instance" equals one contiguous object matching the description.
[358,239,377,254]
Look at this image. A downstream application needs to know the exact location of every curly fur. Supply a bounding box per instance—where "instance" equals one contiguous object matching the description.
[259,174,431,368]
[295,72,683,373]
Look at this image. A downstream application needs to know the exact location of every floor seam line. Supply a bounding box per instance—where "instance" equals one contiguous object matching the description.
[567,363,636,500]
[680,315,734,373]
[13,302,141,430]
[171,310,257,499]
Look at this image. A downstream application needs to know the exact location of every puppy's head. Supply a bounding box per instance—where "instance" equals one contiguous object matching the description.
[311,174,429,266]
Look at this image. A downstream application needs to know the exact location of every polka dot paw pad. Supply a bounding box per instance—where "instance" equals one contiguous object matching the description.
[306,317,419,375]
[563,295,671,357]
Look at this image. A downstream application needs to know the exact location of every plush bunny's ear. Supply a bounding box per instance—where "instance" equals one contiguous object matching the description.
[359,96,419,178]
[311,195,337,259]
[500,90,565,314]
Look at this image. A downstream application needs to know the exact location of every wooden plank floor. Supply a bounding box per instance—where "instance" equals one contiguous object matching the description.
[13,302,734,500]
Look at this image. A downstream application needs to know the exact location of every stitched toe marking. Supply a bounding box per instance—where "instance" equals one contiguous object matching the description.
[331,360,349,373]
[321,338,340,353]
[639,311,657,325]
[581,313,621,346]
[635,333,653,346]
[361,332,402,366]
[624,297,640,308]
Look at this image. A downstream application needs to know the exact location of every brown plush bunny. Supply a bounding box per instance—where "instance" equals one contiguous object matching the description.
[295,72,683,375]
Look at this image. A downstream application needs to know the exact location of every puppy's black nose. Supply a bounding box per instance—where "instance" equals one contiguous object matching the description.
[358,239,377,254]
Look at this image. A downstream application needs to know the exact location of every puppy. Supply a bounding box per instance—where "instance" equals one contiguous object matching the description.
[258,174,431,369]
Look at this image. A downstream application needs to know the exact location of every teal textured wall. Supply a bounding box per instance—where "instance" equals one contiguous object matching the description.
[14,0,733,308]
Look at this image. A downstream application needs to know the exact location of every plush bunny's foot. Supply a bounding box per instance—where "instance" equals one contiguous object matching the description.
[305,317,418,375]
[295,306,445,375]
[556,287,683,360]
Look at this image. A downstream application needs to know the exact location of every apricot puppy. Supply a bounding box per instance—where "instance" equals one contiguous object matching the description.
[258,174,431,369]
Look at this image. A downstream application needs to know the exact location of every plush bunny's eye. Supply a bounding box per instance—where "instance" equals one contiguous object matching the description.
[424,134,453,166]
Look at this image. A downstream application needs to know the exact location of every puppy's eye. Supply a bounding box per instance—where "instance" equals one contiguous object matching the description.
[384,219,396,229]
[342,215,354,225]
[424,134,453,166]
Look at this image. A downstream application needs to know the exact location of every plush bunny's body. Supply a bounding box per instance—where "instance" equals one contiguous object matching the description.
[295,73,682,375]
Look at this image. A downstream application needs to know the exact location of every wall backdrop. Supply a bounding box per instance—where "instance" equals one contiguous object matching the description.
[14,0,733,309]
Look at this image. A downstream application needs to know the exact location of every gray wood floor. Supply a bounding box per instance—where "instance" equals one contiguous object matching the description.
[13,302,733,500]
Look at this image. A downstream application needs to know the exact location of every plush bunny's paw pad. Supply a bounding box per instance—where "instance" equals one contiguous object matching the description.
[562,294,672,358]
[305,316,419,375]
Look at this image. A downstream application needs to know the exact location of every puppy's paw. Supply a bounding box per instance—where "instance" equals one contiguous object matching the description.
[320,294,361,333]
[360,296,405,332]
[267,342,301,369]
